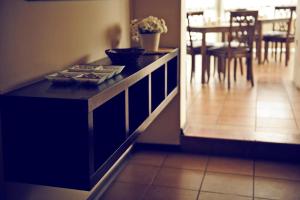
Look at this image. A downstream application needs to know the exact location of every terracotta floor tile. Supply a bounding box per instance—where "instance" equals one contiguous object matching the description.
[296,119,300,128]
[217,115,255,127]
[256,107,294,119]
[143,186,198,200]
[100,182,147,200]
[116,164,159,184]
[255,161,300,181]
[219,108,256,117]
[163,153,208,170]
[256,118,298,129]
[201,172,253,197]
[254,177,300,200]
[207,156,254,175]
[184,126,254,141]
[189,98,222,105]
[153,167,204,190]
[294,111,300,120]
[225,95,257,102]
[257,90,286,96]
[286,90,300,98]
[253,131,300,144]
[197,96,227,102]
[187,114,218,125]
[223,101,257,108]
[184,123,218,131]
[129,151,167,167]
[256,96,289,103]
[188,107,222,115]
[221,105,256,112]
[257,101,292,110]
[198,192,252,200]
[292,103,300,113]
[215,125,255,133]
[185,55,300,144]
[4,182,89,200]
[255,127,300,135]
[288,95,300,103]
[189,102,223,109]
[282,133,300,144]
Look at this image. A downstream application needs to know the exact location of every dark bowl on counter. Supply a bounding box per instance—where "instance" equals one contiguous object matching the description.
[105,48,145,65]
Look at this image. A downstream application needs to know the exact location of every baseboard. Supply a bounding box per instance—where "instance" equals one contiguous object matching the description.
[133,142,182,152]
[181,135,300,163]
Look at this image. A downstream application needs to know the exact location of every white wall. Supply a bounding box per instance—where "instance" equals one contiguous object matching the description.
[180,0,187,128]
[293,0,300,87]
[0,0,130,199]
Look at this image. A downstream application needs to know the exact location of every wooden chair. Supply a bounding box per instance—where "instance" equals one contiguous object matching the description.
[206,10,258,89]
[186,11,214,82]
[263,6,296,66]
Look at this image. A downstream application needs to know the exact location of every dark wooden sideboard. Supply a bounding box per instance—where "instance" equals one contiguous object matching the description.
[0,49,179,190]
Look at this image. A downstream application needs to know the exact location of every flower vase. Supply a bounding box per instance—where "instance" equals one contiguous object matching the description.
[139,33,160,52]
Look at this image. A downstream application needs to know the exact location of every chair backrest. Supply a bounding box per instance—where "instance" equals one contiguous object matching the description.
[228,10,258,54]
[186,11,204,48]
[273,6,296,36]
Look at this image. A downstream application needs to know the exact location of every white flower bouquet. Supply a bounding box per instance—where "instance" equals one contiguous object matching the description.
[131,16,168,42]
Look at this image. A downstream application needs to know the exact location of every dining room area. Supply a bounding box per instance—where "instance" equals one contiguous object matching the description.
[183,0,300,145]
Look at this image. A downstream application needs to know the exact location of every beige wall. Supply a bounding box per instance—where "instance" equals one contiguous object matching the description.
[131,0,181,48]
[0,0,130,199]
[137,94,181,144]
[0,0,130,93]
[132,0,184,145]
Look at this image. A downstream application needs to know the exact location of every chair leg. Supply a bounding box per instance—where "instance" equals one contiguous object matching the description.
[190,54,195,83]
[222,57,226,81]
[246,58,250,81]
[227,58,231,89]
[275,42,278,62]
[264,41,269,63]
[213,57,217,77]
[246,57,254,87]
[255,38,259,59]
[250,58,254,87]
[217,57,221,81]
[239,58,244,75]
[234,58,237,82]
[217,57,222,82]
[207,55,211,83]
[279,42,283,62]
[271,42,274,57]
[286,41,290,67]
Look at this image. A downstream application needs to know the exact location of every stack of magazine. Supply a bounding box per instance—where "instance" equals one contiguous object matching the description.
[46,64,125,85]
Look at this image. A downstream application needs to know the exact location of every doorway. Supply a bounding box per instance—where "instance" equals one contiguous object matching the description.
[182,0,300,144]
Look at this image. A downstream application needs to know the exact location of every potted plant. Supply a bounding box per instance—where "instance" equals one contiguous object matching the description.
[131,16,168,52]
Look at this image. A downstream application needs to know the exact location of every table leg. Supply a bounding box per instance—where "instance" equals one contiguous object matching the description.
[256,21,263,64]
[286,40,290,66]
[201,33,207,84]
[221,32,225,42]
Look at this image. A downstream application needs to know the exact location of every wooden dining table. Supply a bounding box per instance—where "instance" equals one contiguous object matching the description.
[189,17,290,84]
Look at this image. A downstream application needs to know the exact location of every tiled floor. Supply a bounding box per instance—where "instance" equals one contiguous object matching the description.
[184,54,300,144]
[99,151,300,200]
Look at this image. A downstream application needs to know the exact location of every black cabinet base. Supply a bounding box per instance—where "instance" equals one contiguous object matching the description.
[1,49,179,190]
